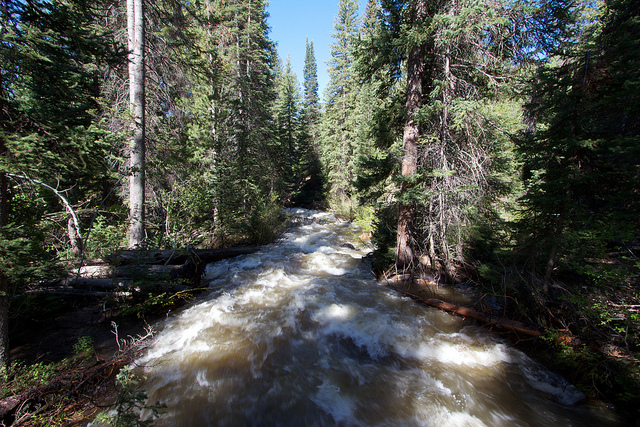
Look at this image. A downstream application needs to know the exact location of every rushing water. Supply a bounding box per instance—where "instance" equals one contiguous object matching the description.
[137,209,618,426]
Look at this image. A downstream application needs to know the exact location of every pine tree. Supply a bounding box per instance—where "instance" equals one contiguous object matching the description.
[0,0,124,366]
[204,0,282,241]
[518,0,640,283]
[274,56,303,183]
[303,38,320,134]
[356,0,519,280]
[320,0,362,206]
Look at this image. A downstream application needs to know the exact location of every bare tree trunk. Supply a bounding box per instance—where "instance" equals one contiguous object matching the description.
[127,0,135,107]
[396,0,428,271]
[0,174,8,367]
[128,0,145,248]
[0,2,10,367]
[68,217,83,258]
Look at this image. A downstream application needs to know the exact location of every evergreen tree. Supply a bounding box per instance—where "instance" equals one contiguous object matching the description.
[320,0,362,206]
[303,38,320,134]
[0,0,124,366]
[204,0,282,241]
[517,0,640,284]
[356,0,519,280]
[274,56,303,183]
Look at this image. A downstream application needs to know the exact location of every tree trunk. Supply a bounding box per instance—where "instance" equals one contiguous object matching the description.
[0,173,7,228]
[128,0,145,248]
[67,217,83,258]
[127,0,135,108]
[0,3,9,368]
[396,0,428,271]
[0,177,8,367]
[105,247,260,266]
[389,285,542,337]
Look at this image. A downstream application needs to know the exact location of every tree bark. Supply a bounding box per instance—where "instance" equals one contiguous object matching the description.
[128,0,145,248]
[389,285,542,337]
[67,217,83,258]
[0,3,9,368]
[396,0,428,271]
[0,175,9,367]
[0,268,8,368]
[105,247,260,266]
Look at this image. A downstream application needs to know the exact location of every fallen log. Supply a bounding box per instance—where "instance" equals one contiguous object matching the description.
[104,247,259,266]
[389,285,542,337]
[71,262,195,279]
[25,288,123,298]
[70,265,115,278]
[63,278,131,290]
[66,247,260,292]
[62,278,191,293]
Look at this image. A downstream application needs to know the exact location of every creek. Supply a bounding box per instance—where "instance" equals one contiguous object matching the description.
[137,208,618,426]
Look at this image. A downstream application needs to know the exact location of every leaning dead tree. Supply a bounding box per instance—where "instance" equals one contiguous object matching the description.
[7,173,83,256]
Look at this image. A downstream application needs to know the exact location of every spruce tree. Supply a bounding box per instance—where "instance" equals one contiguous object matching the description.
[205,0,282,240]
[274,56,303,184]
[356,0,519,280]
[303,38,320,133]
[320,0,362,206]
[0,0,124,366]
[518,0,640,283]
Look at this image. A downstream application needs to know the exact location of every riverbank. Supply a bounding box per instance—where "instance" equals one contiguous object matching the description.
[381,276,639,425]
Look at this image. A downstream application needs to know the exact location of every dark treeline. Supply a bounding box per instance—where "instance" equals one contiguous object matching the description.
[0,0,639,418]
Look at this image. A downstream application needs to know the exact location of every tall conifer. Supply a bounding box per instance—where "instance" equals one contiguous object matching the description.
[303,38,320,131]
[356,0,518,280]
[320,0,361,205]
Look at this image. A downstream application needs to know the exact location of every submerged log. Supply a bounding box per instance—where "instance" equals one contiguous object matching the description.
[389,285,542,337]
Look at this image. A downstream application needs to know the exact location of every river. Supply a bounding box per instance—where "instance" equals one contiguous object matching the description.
[136,208,619,426]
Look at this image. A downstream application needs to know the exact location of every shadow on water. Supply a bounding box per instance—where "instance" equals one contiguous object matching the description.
[134,209,623,426]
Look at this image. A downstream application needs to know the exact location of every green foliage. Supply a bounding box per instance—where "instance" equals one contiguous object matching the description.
[95,366,164,427]
[543,329,640,407]
[0,225,62,291]
[0,360,56,398]
[1,0,124,181]
[85,217,126,260]
[369,204,400,275]
[353,0,523,278]
[73,336,95,361]
[245,197,285,245]
[117,286,202,319]
[303,38,320,128]
[319,0,366,202]
[515,0,640,279]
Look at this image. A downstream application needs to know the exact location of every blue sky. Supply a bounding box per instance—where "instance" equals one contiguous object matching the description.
[267,0,366,98]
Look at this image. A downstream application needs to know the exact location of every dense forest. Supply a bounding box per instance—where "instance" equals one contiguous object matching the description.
[1,0,639,423]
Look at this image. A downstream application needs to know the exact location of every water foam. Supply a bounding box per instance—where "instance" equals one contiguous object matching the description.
[136,208,605,426]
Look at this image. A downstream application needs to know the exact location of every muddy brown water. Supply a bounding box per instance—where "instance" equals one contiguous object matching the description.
[133,209,621,426]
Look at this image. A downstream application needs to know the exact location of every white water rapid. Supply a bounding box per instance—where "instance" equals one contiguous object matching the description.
[136,208,618,426]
